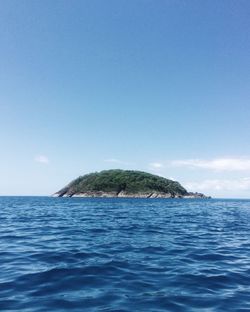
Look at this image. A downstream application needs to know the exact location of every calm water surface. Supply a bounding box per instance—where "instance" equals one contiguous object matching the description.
[0,197,250,311]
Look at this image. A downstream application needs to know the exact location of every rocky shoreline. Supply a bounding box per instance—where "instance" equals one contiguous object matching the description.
[53,191,209,199]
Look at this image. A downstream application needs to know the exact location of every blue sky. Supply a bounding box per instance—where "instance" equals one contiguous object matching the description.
[1,0,250,197]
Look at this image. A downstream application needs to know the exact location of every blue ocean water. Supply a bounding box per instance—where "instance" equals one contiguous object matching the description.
[0,197,250,311]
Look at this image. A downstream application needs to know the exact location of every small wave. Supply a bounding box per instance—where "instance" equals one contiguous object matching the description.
[0,197,250,311]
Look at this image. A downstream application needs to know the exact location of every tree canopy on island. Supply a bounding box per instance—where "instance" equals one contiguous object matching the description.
[57,169,188,197]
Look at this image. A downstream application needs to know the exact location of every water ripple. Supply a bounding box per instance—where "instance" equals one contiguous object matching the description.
[0,197,250,311]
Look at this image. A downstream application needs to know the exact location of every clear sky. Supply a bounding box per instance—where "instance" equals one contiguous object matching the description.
[0,0,250,198]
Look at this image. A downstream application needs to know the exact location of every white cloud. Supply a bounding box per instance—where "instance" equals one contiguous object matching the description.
[171,158,250,171]
[149,162,164,169]
[104,158,131,165]
[35,155,49,164]
[184,178,250,192]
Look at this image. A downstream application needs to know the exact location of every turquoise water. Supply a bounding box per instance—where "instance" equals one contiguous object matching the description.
[0,197,250,311]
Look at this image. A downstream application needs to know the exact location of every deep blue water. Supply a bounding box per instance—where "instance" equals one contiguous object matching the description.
[0,197,250,311]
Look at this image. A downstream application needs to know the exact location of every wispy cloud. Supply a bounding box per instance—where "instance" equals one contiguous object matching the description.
[35,155,49,164]
[184,178,250,192]
[104,158,131,165]
[171,158,250,171]
[149,162,164,169]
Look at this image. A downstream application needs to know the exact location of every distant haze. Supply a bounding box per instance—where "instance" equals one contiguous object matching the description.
[0,1,250,198]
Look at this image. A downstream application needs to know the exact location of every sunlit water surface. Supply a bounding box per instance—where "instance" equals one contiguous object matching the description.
[0,197,250,311]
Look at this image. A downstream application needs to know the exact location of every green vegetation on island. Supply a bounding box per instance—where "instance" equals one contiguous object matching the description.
[54,169,207,198]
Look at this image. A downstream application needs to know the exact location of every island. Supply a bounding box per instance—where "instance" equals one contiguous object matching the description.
[53,169,209,198]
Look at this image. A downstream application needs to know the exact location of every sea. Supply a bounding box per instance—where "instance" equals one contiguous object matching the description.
[0,197,250,312]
